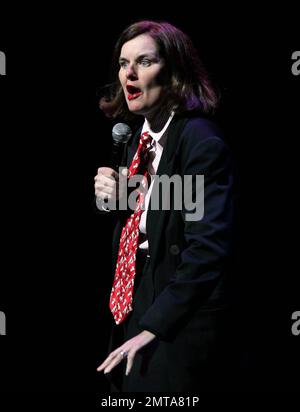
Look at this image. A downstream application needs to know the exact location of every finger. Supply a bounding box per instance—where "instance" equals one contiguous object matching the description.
[97,346,124,369]
[101,346,129,373]
[97,354,114,371]
[95,191,112,200]
[97,361,109,372]
[97,344,129,371]
[95,182,114,194]
[125,351,136,376]
[97,350,120,371]
[98,175,118,187]
[97,358,111,372]
[103,351,125,374]
[98,168,119,181]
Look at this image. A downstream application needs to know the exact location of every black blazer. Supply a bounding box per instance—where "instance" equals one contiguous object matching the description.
[109,114,236,391]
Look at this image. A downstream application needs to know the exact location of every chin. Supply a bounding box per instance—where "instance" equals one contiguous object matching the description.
[127,103,145,114]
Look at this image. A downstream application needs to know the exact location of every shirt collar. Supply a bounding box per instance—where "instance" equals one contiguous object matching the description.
[141,111,175,144]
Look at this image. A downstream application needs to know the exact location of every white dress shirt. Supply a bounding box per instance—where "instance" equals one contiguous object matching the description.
[138,112,175,251]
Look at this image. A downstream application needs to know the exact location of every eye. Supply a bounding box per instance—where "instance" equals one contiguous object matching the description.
[119,61,128,68]
[139,59,151,67]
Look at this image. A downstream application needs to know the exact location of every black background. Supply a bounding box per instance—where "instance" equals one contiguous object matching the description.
[0,5,299,396]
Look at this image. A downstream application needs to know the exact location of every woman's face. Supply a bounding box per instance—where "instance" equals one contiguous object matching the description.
[118,34,167,119]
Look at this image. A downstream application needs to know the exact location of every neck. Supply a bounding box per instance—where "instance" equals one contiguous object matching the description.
[145,107,171,133]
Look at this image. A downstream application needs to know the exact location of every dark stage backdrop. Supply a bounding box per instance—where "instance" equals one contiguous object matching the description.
[0,6,299,397]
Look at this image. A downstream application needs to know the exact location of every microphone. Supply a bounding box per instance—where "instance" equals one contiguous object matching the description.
[111,123,132,171]
[96,123,131,212]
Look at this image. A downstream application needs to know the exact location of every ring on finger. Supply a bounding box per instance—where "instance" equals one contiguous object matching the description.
[119,350,128,358]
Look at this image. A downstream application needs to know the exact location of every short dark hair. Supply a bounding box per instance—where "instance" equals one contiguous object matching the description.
[99,20,219,120]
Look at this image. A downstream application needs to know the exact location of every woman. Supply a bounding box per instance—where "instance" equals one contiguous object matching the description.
[95,20,236,392]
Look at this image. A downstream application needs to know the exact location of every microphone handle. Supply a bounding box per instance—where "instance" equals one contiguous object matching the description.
[111,140,125,172]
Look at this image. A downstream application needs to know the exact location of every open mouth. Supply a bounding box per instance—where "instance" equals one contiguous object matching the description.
[126,85,142,101]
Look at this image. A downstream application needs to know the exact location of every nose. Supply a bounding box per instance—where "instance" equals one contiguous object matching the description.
[125,64,138,80]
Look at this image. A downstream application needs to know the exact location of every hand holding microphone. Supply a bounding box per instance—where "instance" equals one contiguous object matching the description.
[94,123,132,210]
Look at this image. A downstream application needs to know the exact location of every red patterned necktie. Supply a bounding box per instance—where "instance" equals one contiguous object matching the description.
[109,131,153,325]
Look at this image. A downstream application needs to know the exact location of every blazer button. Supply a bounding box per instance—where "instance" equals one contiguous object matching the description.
[169,244,180,255]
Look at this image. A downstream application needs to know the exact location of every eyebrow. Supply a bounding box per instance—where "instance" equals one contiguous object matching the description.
[119,53,158,62]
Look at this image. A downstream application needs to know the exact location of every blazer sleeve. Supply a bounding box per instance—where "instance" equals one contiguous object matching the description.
[139,121,235,340]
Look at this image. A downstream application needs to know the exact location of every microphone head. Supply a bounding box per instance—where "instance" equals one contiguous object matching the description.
[112,123,132,143]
